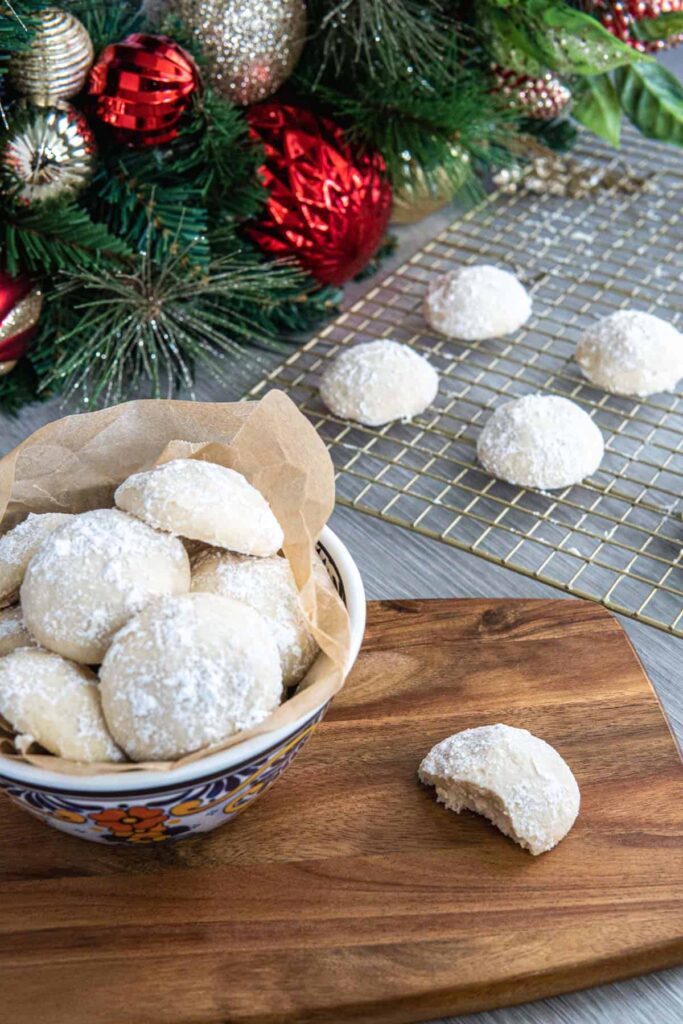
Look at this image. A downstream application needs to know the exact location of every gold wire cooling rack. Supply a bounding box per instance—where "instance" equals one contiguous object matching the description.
[249,127,683,636]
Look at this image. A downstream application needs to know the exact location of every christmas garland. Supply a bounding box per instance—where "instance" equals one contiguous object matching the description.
[0,0,681,413]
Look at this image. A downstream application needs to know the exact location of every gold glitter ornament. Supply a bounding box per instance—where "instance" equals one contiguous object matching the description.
[178,0,307,106]
[492,151,651,199]
[1,104,96,206]
[8,8,94,106]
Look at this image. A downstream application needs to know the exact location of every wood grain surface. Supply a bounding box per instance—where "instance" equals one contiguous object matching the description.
[1,598,681,1024]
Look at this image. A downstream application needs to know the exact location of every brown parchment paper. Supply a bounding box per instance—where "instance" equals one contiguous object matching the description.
[0,390,352,776]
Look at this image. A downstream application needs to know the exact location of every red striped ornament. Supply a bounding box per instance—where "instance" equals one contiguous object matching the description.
[87,34,200,147]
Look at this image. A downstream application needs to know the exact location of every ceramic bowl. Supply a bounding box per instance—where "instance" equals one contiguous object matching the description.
[0,526,365,845]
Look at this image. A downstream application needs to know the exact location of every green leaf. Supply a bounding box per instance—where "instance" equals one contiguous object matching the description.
[573,74,622,147]
[479,8,546,76]
[635,12,683,42]
[615,62,683,144]
[530,2,648,74]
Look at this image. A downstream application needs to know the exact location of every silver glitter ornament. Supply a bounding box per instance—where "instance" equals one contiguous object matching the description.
[179,0,307,106]
[8,8,94,106]
[1,105,96,205]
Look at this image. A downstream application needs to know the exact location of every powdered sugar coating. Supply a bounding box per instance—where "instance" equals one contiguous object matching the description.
[477,393,604,490]
[115,459,284,557]
[319,339,439,427]
[0,605,36,657]
[20,508,190,664]
[100,592,282,761]
[424,265,531,341]
[419,723,580,855]
[576,310,683,397]
[0,512,73,607]
[0,648,123,762]
[191,550,319,688]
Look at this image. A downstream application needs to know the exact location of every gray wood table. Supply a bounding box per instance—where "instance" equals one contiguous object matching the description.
[1,53,681,1022]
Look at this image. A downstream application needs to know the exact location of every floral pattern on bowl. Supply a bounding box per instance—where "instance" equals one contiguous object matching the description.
[0,707,325,844]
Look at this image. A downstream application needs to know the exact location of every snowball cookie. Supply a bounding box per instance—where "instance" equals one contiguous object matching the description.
[0,512,73,607]
[191,550,319,688]
[21,508,190,664]
[100,592,282,761]
[419,724,580,855]
[115,459,284,557]
[0,606,36,657]
[182,537,211,564]
[576,310,683,397]
[319,339,439,427]
[0,648,123,762]
[424,265,532,341]
[477,393,603,490]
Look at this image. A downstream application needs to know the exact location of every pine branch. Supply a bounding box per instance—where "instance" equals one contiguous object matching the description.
[0,0,44,126]
[0,359,44,415]
[297,39,517,195]
[303,0,454,81]
[264,284,341,335]
[90,163,210,268]
[61,0,142,51]
[87,91,260,260]
[208,222,341,333]
[40,228,335,407]
[169,89,264,219]
[0,1,43,76]
[0,202,135,276]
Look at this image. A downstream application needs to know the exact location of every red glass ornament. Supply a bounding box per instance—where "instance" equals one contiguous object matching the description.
[0,270,42,370]
[246,103,392,286]
[86,34,200,147]
[597,1,683,52]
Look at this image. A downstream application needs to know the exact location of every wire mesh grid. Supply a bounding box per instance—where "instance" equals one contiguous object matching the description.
[249,127,683,636]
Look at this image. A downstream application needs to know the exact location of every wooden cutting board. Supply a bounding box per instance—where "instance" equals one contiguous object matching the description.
[1,599,682,1024]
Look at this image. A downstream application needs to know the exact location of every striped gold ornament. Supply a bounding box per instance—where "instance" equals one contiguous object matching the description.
[8,8,94,106]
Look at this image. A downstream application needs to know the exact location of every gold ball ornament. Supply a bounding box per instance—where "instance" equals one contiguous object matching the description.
[391,147,470,225]
[8,8,94,106]
[1,104,96,205]
[178,0,307,106]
